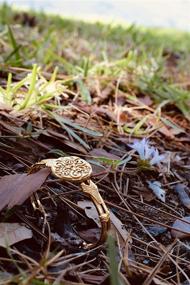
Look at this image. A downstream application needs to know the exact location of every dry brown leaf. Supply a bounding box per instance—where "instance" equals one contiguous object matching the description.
[153,277,172,285]
[77,200,135,267]
[77,200,130,247]
[78,200,100,227]
[0,121,23,135]
[148,117,175,138]
[89,148,121,160]
[77,200,100,243]
[110,211,131,248]
[72,273,107,284]
[0,168,50,211]
[0,223,32,247]
[138,95,153,106]
[59,280,91,285]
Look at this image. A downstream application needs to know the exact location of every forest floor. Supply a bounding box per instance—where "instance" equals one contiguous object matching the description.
[0,4,190,285]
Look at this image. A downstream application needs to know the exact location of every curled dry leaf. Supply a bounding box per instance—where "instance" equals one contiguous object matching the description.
[78,200,131,247]
[174,183,190,209]
[78,200,100,227]
[153,276,173,285]
[89,148,121,160]
[109,211,131,247]
[77,200,101,243]
[171,216,190,238]
[0,168,50,211]
[0,223,32,248]
[58,280,91,285]
[146,225,167,237]
[148,181,165,202]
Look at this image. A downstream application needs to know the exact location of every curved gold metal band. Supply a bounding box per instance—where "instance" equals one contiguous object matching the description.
[30,156,110,248]
[80,180,110,248]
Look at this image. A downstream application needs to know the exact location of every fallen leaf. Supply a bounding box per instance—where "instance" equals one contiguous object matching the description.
[89,148,121,160]
[161,117,185,136]
[146,225,167,237]
[110,211,131,246]
[78,200,100,227]
[138,95,153,106]
[77,200,100,243]
[89,148,121,167]
[78,200,131,247]
[0,223,32,247]
[0,271,12,283]
[76,273,108,284]
[99,83,114,100]
[77,227,100,244]
[0,168,50,211]
[109,210,135,266]
[148,117,175,139]
[171,216,190,238]
[59,280,91,285]
[153,277,172,285]
[0,120,24,136]
[174,184,190,209]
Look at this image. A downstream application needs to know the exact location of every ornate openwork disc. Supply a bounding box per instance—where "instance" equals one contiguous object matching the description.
[30,155,110,248]
[40,156,92,182]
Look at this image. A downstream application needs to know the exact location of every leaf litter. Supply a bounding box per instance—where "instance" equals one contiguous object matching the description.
[0,7,190,285]
[0,223,32,248]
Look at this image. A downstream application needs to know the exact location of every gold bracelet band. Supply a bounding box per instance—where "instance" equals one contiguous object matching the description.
[30,156,110,248]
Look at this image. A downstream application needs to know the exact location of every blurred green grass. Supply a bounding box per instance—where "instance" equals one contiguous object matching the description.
[0,3,190,119]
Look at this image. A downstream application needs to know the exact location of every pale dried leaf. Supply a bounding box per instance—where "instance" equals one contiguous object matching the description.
[174,184,190,209]
[59,280,91,285]
[0,168,50,211]
[110,211,134,264]
[138,95,153,106]
[77,200,100,227]
[110,211,132,249]
[0,271,12,284]
[148,181,165,202]
[77,200,130,246]
[171,216,190,238]
[89,148,120,160]
[153,277,172,285]
[0,223,32,248]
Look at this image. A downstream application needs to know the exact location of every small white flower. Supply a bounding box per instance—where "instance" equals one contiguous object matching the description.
[128,138,147,160]
[150,149,165,165]
[128,138,165,166]
[144,145,154,160]
[148,181,165,202]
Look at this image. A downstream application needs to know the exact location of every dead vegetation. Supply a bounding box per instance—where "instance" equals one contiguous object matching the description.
[0,5,190,285]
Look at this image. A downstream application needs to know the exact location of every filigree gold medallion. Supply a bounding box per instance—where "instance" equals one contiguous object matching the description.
[30,156,110,248]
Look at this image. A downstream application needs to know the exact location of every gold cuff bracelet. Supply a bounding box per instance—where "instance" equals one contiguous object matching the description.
[30,156,110,249]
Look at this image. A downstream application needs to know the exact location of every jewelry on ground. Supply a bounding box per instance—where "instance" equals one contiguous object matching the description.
[30,156,110,248]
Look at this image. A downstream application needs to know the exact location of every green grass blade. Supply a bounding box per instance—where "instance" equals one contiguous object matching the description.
[4,44,22,63]
[59,121,90,150]
[77,79,92,104]
[18,64,38,110]
[5,73,13,106]
[83,57,90,78]
[50,66,58,82]
[50,112,90,150]
[53,114,102,137]
[7,25,21,63]
[107,234,120,285]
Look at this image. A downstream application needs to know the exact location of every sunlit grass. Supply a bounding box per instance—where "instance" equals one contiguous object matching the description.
[0,3,190,119]
[0,65,66,110]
